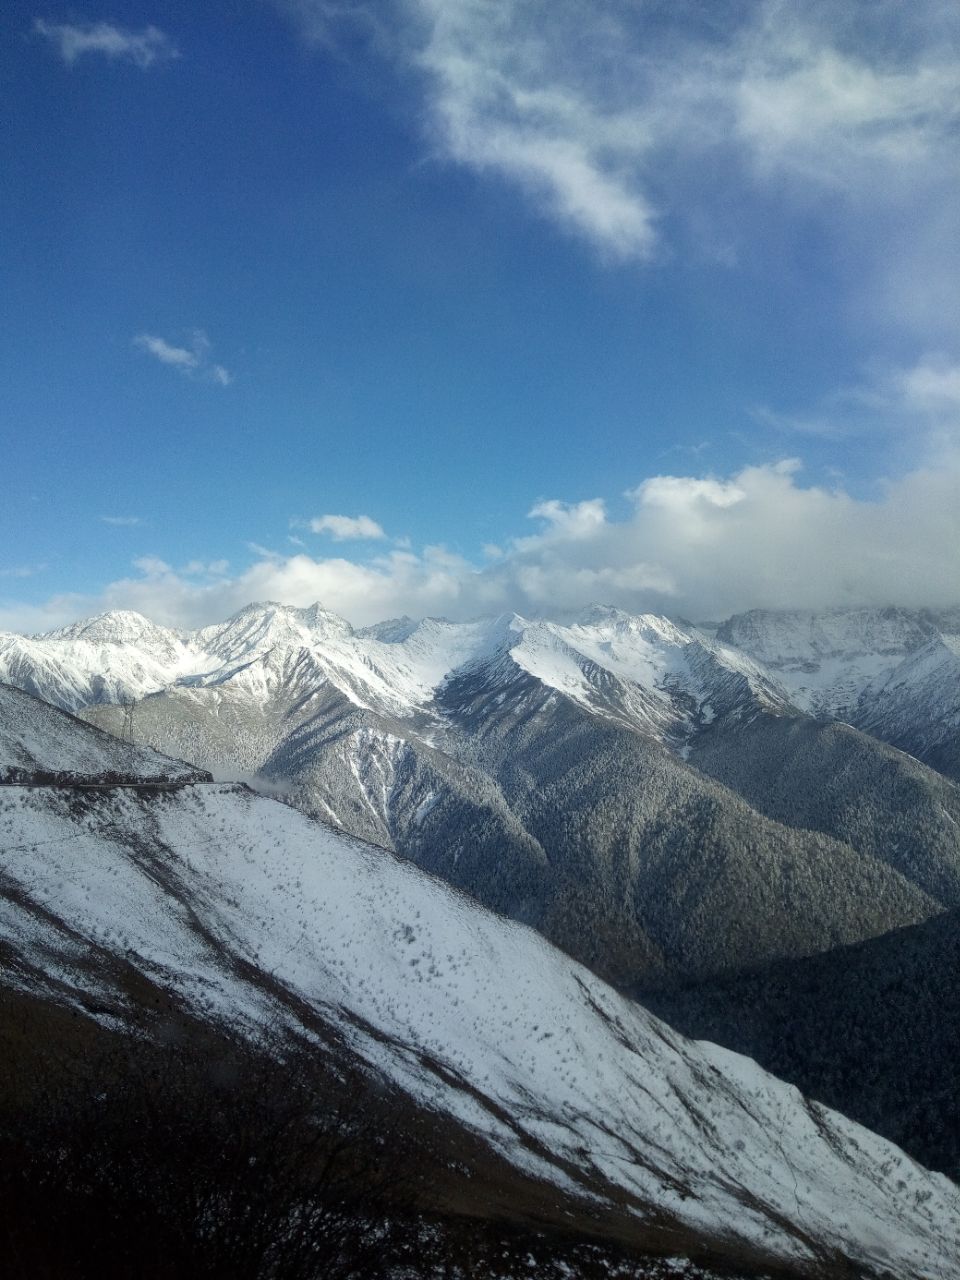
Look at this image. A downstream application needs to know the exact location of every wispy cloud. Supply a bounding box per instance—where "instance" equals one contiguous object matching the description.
[100,515,143,527]
[754,354,960,442]
[413,0,659,260]
[307,514,386,541]
[273,0,385,51]
[417,1,960,259]
[277,0,960,311]
[34,19,179,69]
[135,335,198,371]
[133,330,233,386]
[0,564,46,580]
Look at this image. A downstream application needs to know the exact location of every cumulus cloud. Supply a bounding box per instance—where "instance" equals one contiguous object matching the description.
[133,331,233,386]
[5,449,959,634]
[308,514,386,541]
[34,19,178,68]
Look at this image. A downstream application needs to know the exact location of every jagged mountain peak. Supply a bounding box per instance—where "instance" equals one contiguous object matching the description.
[196,600,354,664]
[570,604,690,643]
[215,599,353,635]
[1,602,794,743]
[43,609,184,650]
[356,614,420,643]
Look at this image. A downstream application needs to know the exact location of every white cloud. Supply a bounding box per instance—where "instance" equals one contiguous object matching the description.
[755,355,960,443]
[731,27,960,178]
[133,331,233,386]
[6,446,960,635]
[896,355,960,413]
[101,515,143,527]
[134,334,199,370]
[34,20,178,69]
[308,514,386,541]
[132,556,172,577]
[0,594,92,635]
[412,0,659,260]
[526,499,608,539]
[247,542,281,560]
[277,0,960,305]
[181,559,230,577]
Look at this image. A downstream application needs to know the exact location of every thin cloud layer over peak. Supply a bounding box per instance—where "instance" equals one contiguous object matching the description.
[5,455,959,634]
[34,20,179,69]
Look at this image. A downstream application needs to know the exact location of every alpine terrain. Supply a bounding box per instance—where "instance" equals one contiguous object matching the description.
[3,602,960,992]
[2,682,959,1278]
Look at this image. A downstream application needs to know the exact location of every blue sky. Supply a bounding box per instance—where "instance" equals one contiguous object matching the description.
[2,0,959,629]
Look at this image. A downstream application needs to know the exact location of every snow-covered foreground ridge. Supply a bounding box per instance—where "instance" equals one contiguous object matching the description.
[1,692,958,1278]
[0,682,205,783]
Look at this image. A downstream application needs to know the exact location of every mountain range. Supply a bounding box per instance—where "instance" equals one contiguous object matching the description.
[2,601,959,994]
[2,680,958,1279]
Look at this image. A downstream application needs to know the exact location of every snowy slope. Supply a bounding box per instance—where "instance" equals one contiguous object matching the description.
[3,772,959,1279]
[0,682,205,783]
[856,633,960,767]
[716,607,960,777]
[715,607,948,719]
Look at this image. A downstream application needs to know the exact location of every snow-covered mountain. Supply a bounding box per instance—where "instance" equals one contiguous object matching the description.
[2,687,958,1280]
[0,601,785,738]
[855,632,960,778]
[714,606,960,783]
[4,602,960,992]
[9,600,960,762]
[718,606,960,748]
